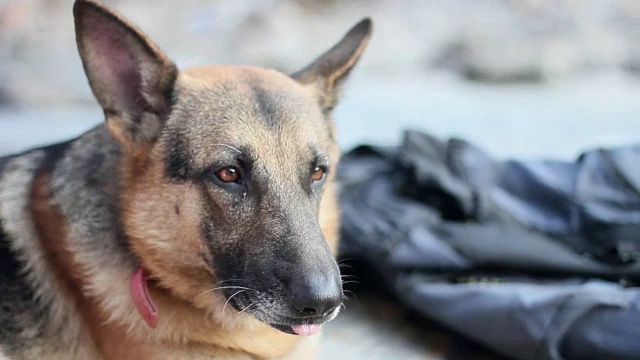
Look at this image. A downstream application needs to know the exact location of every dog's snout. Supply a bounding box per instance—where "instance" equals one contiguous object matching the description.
[289,274,342,317]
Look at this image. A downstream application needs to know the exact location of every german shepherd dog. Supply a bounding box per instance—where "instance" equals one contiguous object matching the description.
[0,1,371,358]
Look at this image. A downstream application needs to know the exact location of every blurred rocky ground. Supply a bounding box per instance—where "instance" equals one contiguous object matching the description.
[0,0,638,107]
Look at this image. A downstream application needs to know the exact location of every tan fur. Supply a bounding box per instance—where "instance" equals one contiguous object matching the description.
[111,68,339,358]
[17,130,323,360]
[0,1,371,358]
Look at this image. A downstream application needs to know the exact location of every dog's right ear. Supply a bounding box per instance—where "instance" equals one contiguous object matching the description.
[74,0,177,148]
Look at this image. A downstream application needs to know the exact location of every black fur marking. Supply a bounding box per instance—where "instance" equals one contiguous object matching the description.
[197,184,241,299]
[0,140,72,352]
[196,184,247,305]
[0,220,46,351]
[198,183,225,248]
[164,132,193,181]
[0,141,71,354]
[39,141,73,174]
[253,87,280,129]
[270,323,296,335]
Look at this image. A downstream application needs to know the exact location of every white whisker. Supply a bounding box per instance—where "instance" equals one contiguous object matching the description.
[195,285,253,300]
[212,144,243,154]
[222,290,246,315]
[235,302,256,317]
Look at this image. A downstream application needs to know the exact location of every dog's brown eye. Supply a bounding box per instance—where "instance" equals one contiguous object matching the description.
[216,166,240,183]
[311,166,326,182]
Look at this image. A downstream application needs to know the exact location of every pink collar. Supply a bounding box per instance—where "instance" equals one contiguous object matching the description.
[130,267,159,328]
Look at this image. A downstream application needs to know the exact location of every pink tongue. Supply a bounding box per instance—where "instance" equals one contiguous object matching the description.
[290,323,322,336]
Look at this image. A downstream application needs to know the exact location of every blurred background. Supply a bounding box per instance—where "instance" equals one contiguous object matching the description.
[0,0,639,359]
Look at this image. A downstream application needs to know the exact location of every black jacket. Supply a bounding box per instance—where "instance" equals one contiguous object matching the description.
[339,130,640,360]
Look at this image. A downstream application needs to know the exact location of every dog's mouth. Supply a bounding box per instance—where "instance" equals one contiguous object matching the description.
[268,307,341,336]
[270,323,322,336]
[225,291,341,336]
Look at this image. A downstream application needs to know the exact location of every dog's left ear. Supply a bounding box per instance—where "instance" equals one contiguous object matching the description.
[292,18,372,115]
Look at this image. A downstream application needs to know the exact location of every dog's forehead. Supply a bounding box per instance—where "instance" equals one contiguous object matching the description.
[174,65,324,128]
[164,66,332,169]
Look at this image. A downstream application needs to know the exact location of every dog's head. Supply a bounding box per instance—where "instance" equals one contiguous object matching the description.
[73,0,371,335]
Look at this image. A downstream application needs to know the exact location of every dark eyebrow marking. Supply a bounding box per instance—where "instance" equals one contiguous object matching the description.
[310,145,329,166]
[165,132,252,182]
[165,132,192,181]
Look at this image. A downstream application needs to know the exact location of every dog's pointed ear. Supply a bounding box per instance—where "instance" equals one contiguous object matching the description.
[74,0,178,147]
[291,18,372,115]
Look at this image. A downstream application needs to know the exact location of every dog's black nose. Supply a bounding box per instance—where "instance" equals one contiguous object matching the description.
[289,274,342,317]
